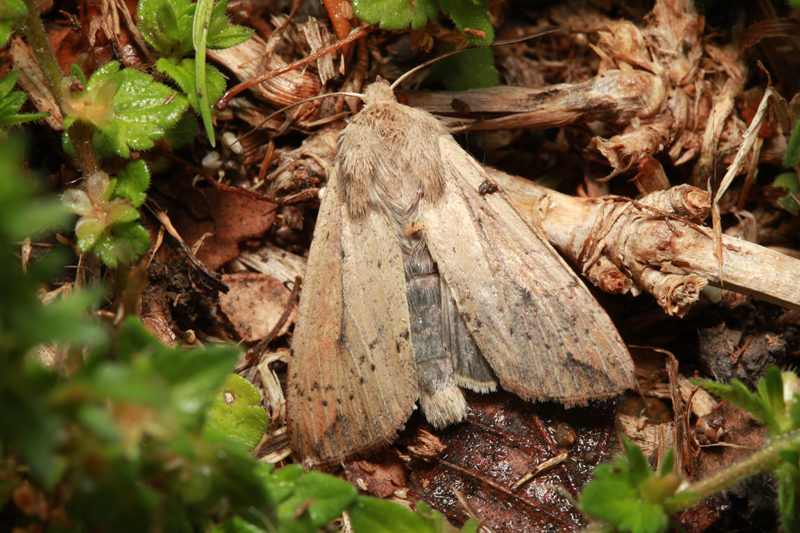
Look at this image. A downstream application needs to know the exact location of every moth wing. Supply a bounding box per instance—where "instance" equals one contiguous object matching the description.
[421,137,634,406]
[287,175,417,467]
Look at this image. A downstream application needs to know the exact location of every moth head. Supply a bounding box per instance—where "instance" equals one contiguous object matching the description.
[363,78,397,106]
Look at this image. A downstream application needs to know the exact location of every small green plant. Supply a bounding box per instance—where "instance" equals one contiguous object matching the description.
[61,163,152,268]
[580,441,686,533]
[38,0,250,266]
[137,0,252,146]
[579,366,800,533]
[696,366,800,530]
[61,62,189,159]
[353,0,494,46]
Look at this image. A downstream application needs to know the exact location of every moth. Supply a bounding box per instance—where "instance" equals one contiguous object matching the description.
[286,78,635,467]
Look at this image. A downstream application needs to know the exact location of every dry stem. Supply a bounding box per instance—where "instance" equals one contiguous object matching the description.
[492,170,800,314]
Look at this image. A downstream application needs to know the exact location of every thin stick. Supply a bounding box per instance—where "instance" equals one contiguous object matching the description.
[215,24,377,110]
[231,91,363,148]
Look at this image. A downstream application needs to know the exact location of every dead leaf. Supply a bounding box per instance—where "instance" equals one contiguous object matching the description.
[219,273,296,342]
[409,391,616,532]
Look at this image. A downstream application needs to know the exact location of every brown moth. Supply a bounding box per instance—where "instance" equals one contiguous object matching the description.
[286,79,635,467]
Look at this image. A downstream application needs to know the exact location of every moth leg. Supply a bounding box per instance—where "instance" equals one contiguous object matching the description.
[441,279,498,393]
[404,248,467,428]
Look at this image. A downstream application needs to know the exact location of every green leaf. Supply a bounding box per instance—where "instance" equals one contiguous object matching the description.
[430,46,498,91]
[205,373,270,451]
[266,464,304,504]
[439,0,493,45]
[0,111,49,127]
[207,22,253,49]
[154,351,241,430]
[348,497,437,533]
[0,0,26,47]
[62,61,189,159]
[75,217,107,250]
[696,378,774,428]
[0,70,49,128]
[93,221,151,267]
[1,0,26,17]
[165,110,199,149]
[75,403,120,442]
[0,21,13,47]
[192,0,215,146]
[0,70,19,99]
[784,121,800,167]
[75,363,168,406]
[102,64,188,158]
[212,516,271,533]
[771,172,800,216]
[622,436,652,488]
[277,472,357,527]
[777,470,799,533]
[157,58,226,117]
[460,519,480,533]
[206,0,252,49]
[138,0,249,59]
[137,0,195,59]
[779,449,800,466]
[9,197,68,240]
[581,474,669,533]
[114,315,160,361]
[106,200,140,224]
[114,159,150,207]
[580,439,676,533]
[0,90,26,118]
[352,0,439,30]
[759,365,789,434]
[70,63,88,86]
[792,395,800,429]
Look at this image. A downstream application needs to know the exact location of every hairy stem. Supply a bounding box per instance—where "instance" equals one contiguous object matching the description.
[666,428,800,513]
[20,0,62,106]
[67,121,100,177]
[21,0,101,178]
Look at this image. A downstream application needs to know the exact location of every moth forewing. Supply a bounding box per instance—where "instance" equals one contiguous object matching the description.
[421,137,635,405]
[286,172,419,467]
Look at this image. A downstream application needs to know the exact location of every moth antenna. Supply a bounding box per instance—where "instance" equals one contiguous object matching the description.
[389,29,560,90]
[231,91,364,149]
[216,24,377,111]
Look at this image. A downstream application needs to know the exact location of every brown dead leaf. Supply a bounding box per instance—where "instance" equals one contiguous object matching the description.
[10,38,63,130]
[409,391,616,533]
[343,451,409,498]
[219,273,296,342]
[157,177,277,270]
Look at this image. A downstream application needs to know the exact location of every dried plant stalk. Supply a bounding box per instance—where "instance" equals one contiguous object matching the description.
[405,68,667,132]
[491,170,800,314]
